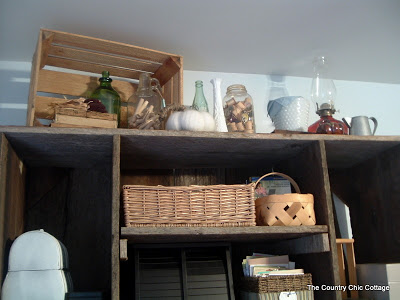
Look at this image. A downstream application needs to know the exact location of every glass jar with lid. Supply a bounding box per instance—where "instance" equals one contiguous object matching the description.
[127,73,165,129]
[223,84,255,133]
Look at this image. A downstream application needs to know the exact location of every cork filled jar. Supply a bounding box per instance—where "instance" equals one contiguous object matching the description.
[223,84,255,133]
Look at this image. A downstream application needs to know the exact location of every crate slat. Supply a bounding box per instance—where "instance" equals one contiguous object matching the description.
[37,69,136,102]
[40,32,55,69]
[27,32,43,126]
[153,57,181,86]
[46,56,144,81]
[49,45,161,73]
[47,29,170,63]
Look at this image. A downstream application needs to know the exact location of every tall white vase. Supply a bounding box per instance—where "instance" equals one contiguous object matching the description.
[210,78,228,132]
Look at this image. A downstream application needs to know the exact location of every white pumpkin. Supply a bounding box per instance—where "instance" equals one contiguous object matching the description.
[165,111,183,130]
[166,110,216,132]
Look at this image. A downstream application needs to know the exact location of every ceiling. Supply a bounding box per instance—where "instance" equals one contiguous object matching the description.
[1,0,400,84]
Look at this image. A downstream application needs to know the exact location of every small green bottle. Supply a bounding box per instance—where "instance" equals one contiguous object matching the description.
[192,80,209,112]
[90,71,121,126]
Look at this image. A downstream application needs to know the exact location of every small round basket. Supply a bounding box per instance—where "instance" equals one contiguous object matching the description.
[254,172,316,226]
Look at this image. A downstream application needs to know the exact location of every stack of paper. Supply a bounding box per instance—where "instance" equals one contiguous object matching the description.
[242,253,304,277]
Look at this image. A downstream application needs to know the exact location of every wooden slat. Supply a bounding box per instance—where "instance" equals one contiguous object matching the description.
[346,242,359,299]
[27,31,42,126]
[112,135,121,300]
[135,249,141,300]
[121,226,328,243]
[121,169,174,192]
[336,243,347,299]
[163,76,174,106]
[266,233,330,254]
[40,32,55,69]
[120,239,128,261]
[161,56,183,106]
[0,134,7,296]
[276,141,340,300]
[140,274,182,283]
[46,56,145,82]
[153,56,181,86]
[120,106,128,128]
[49,45,160,73]
[173,168,224,186]
[37,69,136,102]
[224,247,235,300]
[0,134,26,296]
[45,28,176,63]
[4,139,25,239]
[175,57,183,105]
[189,295,228,300]
[181,249,188,299]
[140,282,182,290]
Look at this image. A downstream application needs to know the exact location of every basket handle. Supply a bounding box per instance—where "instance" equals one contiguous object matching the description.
[254,172,300,193]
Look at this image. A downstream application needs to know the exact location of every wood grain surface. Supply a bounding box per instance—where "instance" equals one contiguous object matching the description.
[111,135,121,300]
[121,225,328,244]
[25,164,113,294]
[275,141,340,299]
[330,143,400,264]
[0,135,26,296]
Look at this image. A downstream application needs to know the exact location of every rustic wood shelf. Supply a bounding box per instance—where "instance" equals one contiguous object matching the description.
[1,126,399,169]
[121,225,328,243]
[1,126,400,300]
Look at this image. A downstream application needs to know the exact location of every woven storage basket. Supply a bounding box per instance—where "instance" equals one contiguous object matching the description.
[123,184,256,227]
[255,172,316,226]
[240,273,312,293]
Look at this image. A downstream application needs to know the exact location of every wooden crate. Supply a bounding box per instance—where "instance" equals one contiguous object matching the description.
[27,28,183,127]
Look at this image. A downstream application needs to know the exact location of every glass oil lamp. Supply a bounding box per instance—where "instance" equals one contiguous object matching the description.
[308,56,348,134]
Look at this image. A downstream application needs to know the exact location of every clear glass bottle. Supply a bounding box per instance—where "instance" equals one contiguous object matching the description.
[308,56,348,134]
[223,84,255,133]
[268,75,289,101]
[192,80,209,112]
[90,71,121,125]
[127,73,164,129]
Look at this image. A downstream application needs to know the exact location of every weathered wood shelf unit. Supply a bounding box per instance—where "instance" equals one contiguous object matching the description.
[1,127,399,300]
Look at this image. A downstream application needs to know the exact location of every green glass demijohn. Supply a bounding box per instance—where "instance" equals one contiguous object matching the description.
[192,80,209,112]
[90,71,121,125]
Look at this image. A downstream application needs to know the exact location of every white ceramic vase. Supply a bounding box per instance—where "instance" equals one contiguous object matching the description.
[210,78,228,132]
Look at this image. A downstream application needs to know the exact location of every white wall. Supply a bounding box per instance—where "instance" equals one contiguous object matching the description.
[0,62,31,125]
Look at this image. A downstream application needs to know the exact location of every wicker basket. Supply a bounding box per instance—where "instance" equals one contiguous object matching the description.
[240,274,313,293]
[123,184,256,227]
[255,172,316,226]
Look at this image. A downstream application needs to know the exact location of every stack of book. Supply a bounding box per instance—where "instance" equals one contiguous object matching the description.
[242,253,304,277]
[51,105,117,129]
